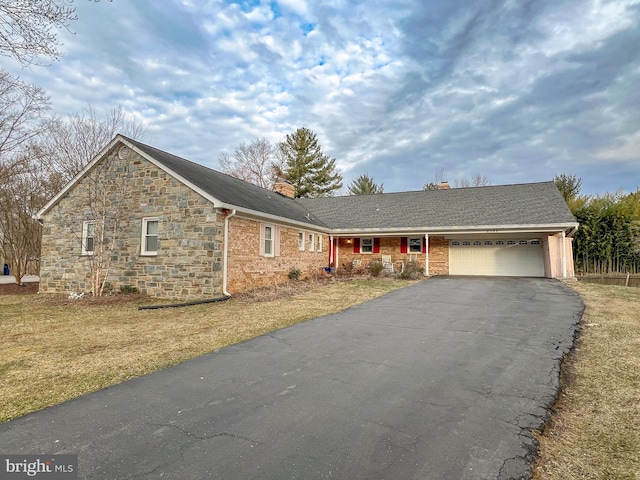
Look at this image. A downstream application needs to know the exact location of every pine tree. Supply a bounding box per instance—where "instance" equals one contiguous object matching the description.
[348,174,384,195]
[277,127,343,197]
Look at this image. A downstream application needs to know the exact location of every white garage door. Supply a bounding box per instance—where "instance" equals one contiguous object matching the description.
[449,239,544,277]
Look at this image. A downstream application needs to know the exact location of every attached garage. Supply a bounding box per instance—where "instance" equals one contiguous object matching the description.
[449,239,545,277]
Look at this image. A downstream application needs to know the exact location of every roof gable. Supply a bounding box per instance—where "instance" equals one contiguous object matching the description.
[37,135,326,229]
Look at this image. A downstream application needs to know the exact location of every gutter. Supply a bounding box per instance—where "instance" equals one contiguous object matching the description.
[566,225,578,237]
[222,208,237,297]
[326,223,580,237]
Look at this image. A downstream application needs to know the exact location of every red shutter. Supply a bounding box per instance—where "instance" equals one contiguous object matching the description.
[353,238,360,253]
[373,238,381,254]
[400,237,408,254]
[422,238,427,254]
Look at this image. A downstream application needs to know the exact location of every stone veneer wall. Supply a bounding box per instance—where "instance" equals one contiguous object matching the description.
[226,216,329,292]
[39,145,225,300]
[334,235,449,275]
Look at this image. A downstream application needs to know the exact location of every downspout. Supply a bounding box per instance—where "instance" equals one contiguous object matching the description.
[561,230,567,278]
[223,209,237,297]
[424,233,430,276]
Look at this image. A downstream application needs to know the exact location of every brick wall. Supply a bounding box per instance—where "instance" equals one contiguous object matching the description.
[39,145,225,299]
[334,235,449,275]
[428,236,449,275]
[226,216,329,292]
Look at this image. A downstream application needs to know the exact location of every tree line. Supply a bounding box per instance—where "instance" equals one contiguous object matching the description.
[555,174,640,275]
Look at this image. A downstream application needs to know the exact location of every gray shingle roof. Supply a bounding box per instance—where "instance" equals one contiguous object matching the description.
[124,137,327,228]
[297,182,577,231]
[125,136,575,232]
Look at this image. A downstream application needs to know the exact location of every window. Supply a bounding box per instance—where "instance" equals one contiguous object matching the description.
[451,241,460,246]
[473,240,482,246]
[298,231,305,251]
[308,233,314,251]
[507,240,517,245]
[260,223,280,257]
[484,241,493,246]
[82,221,95,255]
[408,237,423,253]
[317,234,322,252]
[495,240,505,245]
[519,240,528,245]
[530,239,541,245]
[264,225,274,256]
[462,241,471,246]
[361,238,374,253]
[141,218,159,255]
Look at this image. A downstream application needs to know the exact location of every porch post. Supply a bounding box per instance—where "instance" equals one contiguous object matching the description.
[329,235,334,265]
[424,233,429,276]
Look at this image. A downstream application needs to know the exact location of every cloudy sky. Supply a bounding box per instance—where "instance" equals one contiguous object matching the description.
[2,0,639,196]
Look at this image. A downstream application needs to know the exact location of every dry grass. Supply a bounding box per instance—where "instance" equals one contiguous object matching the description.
[533,281,640,480]
[0,278,414,423]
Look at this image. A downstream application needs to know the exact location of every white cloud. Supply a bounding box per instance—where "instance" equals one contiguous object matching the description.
[277,0,309,15]
[0,0,638,195]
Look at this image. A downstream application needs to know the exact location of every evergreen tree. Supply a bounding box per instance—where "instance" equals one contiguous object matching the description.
[277,127,342,197]
[348,174,384,195]
[554,173,582,203]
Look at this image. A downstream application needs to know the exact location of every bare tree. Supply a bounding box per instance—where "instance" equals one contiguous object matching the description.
[0,70,50,179]
[455,174,490,188]
[423,168,447,190]
[44,105,146,181]
[52,153,129,296]
[85,157,128,296]
[0,0,77,66]
[0,147,55,284]
[0,72,52,283]
[219,137,283,189]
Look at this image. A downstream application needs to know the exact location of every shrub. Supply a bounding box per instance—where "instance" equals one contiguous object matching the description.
[398,262,424,280]
[288,267,302,281]
[120,285,140,295]
[368,261,384,277]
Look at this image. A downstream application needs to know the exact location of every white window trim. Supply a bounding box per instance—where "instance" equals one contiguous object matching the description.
[298,231,305,251]
[308,233,315,252]
[360,237,374,254]
[81,220,95,256]
[317,234,322,253]
[260,223,280,258]
[141,217,159,256]
[408,236,423,253]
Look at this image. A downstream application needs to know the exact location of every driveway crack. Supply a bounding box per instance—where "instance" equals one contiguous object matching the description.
[150,423,261,445]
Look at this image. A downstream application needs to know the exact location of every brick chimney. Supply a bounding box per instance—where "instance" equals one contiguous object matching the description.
[274,181,295,198]
[437,181,450,190]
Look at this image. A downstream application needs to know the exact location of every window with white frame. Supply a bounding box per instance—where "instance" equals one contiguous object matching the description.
[408,237,423,253]
[317,234,322,252]
[264,225,274,256]
[260,223,280,257]
[308,233,314,251]
[360,238,373,253]
[298,231,305,251]
[141,217,159,255]
[82,221,95,255]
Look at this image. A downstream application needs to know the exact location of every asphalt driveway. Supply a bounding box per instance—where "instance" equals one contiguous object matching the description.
[0,277,584,480]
